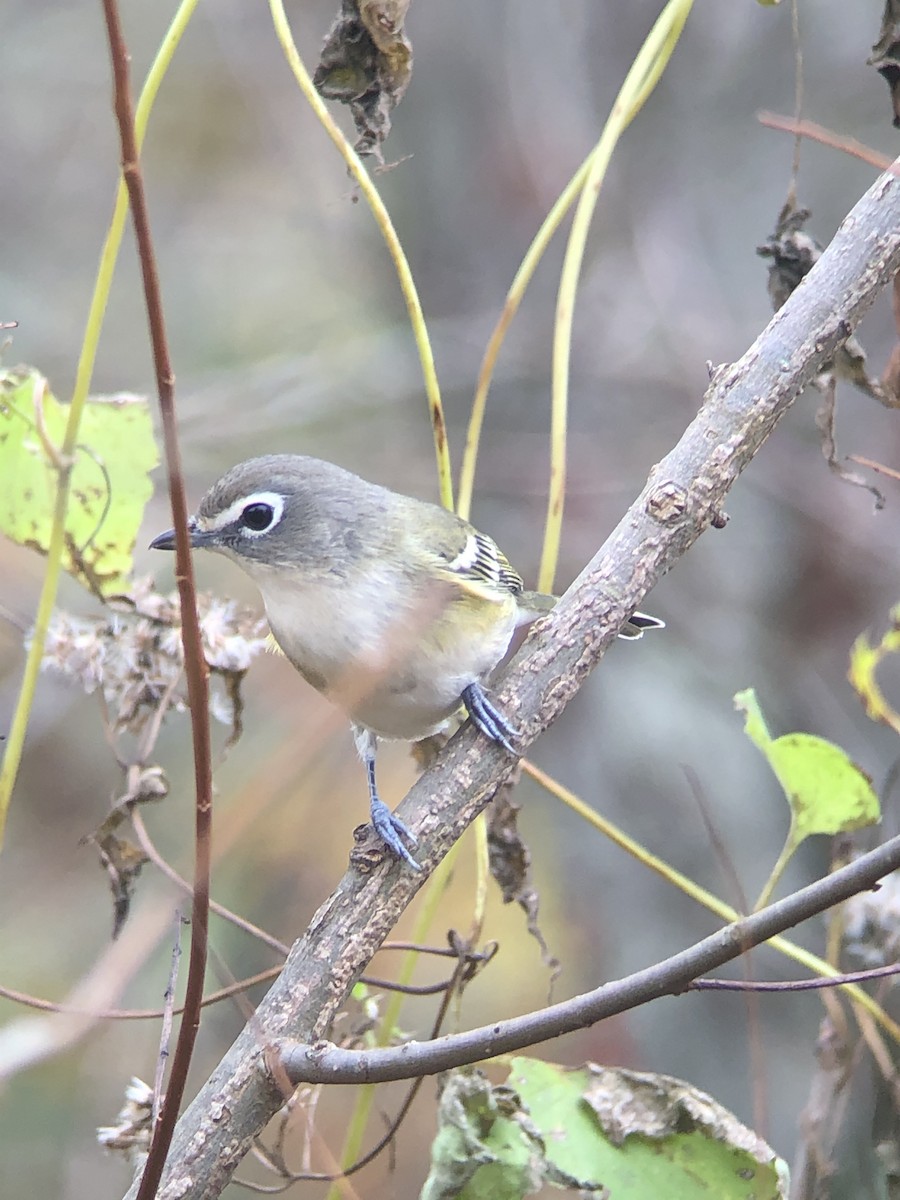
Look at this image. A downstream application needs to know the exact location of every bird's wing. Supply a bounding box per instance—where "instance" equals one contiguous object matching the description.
[432,526,524,604]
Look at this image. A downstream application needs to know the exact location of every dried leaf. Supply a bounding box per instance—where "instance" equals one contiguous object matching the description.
[487,785,560,984]
[758,205,888,402]
[98,1077,155,1173]
[92,832,149,939]
[503,1058,788,1198]
[869,0,900,128]
[314,0,413,162]
[757,204,818,310]
[814,379,885,510]
[758,203,893,506]
[39,580,268,741]
[421,1068,605,1200]
[84,767,169,936]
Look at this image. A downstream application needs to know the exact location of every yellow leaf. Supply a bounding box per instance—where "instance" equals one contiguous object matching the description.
[848,612,900,737]
[0,367,158,596]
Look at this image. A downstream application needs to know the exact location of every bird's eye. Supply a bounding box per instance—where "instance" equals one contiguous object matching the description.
[240,502,276,532]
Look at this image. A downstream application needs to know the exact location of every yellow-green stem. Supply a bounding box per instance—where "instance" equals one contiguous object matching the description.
[540,0,693,592]
[754,826,798,911]
[267,0,451,508]
[0,0,201,846]
[522,759,900,1044]
[457,163,590,522]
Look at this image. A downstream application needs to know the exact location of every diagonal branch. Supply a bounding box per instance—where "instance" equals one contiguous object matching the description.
[125,161,900,1200]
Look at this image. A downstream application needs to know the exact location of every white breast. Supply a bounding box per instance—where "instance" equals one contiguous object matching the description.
[249,562,517,741]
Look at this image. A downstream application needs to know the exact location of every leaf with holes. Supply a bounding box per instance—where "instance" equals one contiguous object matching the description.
[508,1057,789,1200]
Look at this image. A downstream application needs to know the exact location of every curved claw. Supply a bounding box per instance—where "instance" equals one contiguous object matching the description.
[462,681,520,755]
[370,798,422,872]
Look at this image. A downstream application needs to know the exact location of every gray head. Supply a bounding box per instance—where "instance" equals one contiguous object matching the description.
[149,454,391,575]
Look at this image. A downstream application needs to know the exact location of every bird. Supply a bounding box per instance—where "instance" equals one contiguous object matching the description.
[150,454,663,870]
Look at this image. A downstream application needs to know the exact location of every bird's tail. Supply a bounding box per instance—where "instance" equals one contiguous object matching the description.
[517,590,664,639]
[619,611,665,639]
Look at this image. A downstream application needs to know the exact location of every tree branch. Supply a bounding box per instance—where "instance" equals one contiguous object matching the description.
[277,832,900,1084]
[127,161,900,1200]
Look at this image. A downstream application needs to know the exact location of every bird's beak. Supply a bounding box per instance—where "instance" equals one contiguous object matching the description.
[149,520,211,552]
[149,527,177,551]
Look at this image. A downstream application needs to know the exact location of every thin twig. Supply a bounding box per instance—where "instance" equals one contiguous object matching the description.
[786,0,804,207]
[243,935,473,1187]
[131,810,289,957]
[0,969,283,1021]
[691,962,900,992]
[356,974,459,997]
[152,915,184,1126]
[848,453,900,483]
[759,111,893,173]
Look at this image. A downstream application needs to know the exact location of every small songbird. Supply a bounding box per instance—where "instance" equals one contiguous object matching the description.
[150,455,663,869]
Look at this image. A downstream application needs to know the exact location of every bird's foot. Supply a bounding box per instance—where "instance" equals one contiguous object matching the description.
[462,681,520,755]
[370,797,422,872]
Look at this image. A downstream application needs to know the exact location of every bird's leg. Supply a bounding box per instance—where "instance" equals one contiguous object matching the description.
[365,756,422,872]
[353,725,421,871]
[462,681,520,755]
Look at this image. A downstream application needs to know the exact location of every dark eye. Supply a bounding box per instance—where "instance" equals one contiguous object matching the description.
[241,502,275,532]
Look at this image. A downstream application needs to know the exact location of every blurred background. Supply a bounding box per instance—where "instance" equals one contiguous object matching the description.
[2,1,900,1196]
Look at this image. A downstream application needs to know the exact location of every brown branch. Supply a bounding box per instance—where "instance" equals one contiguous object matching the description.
[758,111,894,172]
[123,161,900,1200]
[0,970,283,1021]
[130,811,289,958]
[98,2,213,1198]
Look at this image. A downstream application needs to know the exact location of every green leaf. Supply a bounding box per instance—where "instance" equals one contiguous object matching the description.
[0,367,157,596]
[734,688,880,842]
[735,688,880,908]
[420,1069,603,1200]
[507,1058,788,1200]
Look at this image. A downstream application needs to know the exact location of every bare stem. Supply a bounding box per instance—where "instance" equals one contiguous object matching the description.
[98,2,213,1198]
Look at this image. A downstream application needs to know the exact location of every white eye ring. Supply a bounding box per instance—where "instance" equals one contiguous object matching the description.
[236,491,285,538]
